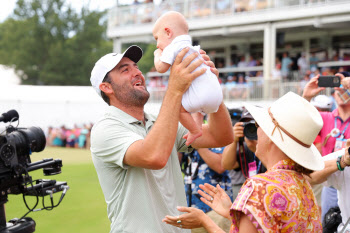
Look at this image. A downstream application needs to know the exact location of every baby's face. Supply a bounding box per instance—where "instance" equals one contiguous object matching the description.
[152,26,171,50]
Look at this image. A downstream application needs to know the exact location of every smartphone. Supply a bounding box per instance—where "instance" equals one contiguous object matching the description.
[318,75,341,87]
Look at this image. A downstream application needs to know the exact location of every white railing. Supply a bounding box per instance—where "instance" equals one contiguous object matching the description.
[108,0,347,27]
[146,78,332,103]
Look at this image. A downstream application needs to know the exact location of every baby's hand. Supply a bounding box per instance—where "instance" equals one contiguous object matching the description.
[154,49,162,57]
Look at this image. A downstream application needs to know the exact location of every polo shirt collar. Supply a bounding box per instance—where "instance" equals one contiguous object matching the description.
[332,108,339,118]
[106,105,156,124]
[332,108,350,123]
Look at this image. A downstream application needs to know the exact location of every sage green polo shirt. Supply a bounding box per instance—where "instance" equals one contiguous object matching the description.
[90,106,191,233]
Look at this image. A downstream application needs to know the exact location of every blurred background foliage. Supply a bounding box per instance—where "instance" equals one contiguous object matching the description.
[0,0,155,85]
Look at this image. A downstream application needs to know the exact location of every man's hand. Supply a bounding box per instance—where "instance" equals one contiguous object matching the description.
[168,47,206,96]
[199,49,219,78]
[338,72,350,90]
[342,139,350,166]
[302,75,325,102]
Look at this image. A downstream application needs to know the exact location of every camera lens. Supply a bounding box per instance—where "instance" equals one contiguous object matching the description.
[243,120,258,140]
[9,127,46,154]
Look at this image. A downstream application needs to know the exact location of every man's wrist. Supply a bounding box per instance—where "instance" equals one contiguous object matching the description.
[337,156,346,171]
[341,155,350,167]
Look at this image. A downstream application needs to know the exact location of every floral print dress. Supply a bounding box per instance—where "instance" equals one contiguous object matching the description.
[230,159,322,233]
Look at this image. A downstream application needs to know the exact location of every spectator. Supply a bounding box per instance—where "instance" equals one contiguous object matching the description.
[221,108,267,199]
[247,55,257,77]
[297,52,309,77]
[302,71,350,223]
[224,75,237,98]
[230,75,248,99]
[237,56,247,77]
[308,139,350,232]
[163,92,323,232]
[180,147,232,233]
[281,52,293,80]
[310,52,319,71]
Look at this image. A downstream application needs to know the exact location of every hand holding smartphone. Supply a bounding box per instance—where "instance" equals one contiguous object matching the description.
[318,75,341,87]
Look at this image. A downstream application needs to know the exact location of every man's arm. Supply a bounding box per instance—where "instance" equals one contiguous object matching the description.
[221,123,245,170]
[307,141,350,185]
[307,159,338,185]
[124,48,206,169]
[302,75,325,102]
[221,143,239,170]
[191,103,234,149]
[196,148,226,174]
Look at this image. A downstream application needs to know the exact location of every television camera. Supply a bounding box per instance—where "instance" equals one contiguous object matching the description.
[0,110,69,233]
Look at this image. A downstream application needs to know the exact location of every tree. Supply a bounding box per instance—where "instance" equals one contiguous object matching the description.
[0,0,112,85]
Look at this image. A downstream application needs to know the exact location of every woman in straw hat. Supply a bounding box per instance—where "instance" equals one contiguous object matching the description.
[163,92,323,232]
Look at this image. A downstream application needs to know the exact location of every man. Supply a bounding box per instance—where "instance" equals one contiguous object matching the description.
[297,52,309,76]
[303,72,350,230]
[89,46,233,233]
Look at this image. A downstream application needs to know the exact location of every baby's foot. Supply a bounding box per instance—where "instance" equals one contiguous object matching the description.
[183,130,203,146]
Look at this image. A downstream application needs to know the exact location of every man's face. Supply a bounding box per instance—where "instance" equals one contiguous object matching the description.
[108,57,149,107]
[334,89,350,107]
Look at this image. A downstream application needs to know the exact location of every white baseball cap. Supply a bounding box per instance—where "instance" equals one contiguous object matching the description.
[311,95,332,110]
[90,45,143,96]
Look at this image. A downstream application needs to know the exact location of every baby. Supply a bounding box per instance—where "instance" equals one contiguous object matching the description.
[152,11,223,146]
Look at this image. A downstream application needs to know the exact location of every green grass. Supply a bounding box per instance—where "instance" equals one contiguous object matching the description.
[5,147,110,233]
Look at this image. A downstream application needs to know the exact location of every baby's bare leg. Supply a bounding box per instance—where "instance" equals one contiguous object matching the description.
[180,106,202,146]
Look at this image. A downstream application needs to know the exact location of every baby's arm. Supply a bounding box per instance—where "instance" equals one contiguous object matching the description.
[154,49,171,73]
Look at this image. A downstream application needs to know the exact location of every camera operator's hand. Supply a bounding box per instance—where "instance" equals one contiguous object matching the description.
[233,122,244,143]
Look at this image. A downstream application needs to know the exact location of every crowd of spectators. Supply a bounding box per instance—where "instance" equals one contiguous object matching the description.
[145,51,350,100]
[46,124,93,149]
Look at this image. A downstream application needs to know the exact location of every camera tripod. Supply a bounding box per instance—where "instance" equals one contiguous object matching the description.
[0,201,35,233]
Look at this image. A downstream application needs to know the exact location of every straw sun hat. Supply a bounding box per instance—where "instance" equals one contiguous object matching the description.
[245,92,325,171]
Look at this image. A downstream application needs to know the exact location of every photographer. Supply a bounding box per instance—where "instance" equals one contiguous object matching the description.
[221,109,266,199]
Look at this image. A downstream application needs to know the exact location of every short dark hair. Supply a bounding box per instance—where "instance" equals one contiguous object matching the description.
[101,72,111,105]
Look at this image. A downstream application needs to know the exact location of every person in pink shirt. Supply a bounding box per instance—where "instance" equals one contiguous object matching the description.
[302,71,350,223]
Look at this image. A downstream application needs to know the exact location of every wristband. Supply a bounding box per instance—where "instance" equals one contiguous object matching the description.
[337,156,344,171]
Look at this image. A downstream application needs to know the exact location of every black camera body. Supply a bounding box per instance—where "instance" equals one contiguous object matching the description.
[0,110,68,233]
[242,120,258,140]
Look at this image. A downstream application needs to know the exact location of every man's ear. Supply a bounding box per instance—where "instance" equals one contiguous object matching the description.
[99,82,113,95]
[164,27,172,38]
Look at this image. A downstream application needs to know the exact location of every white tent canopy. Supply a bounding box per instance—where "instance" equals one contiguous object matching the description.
[0,65,20,85]
[0,85,162,132]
